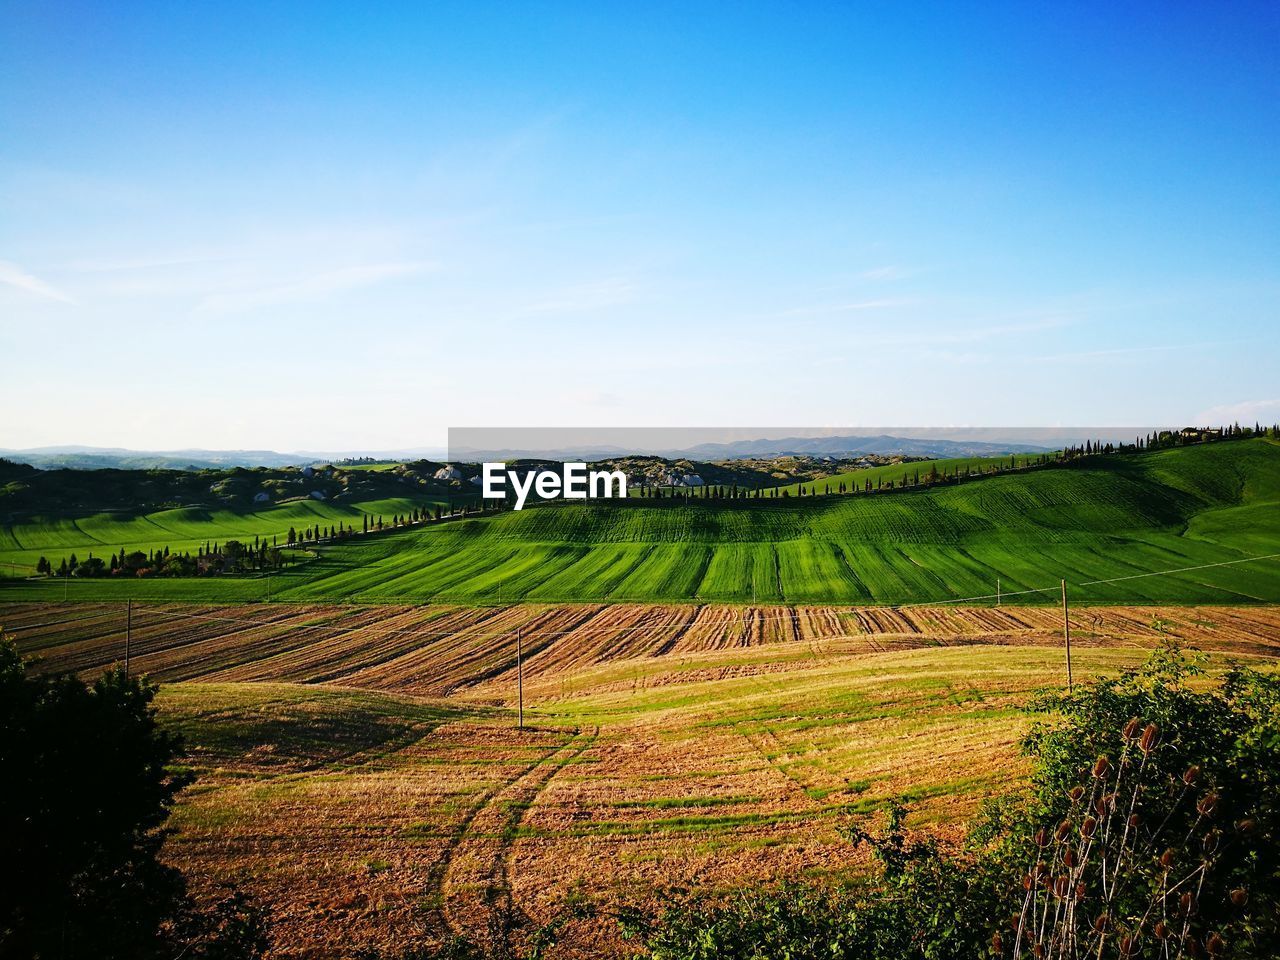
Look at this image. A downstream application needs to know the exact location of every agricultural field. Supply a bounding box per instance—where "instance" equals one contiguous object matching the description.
[5,439,1278,605]
[6,600,1280,957]
[0,495,445,577]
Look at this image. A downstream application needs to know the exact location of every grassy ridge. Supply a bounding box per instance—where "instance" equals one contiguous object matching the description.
[767,451,1045,496]
[0,496,442,572]
[3,440,1278,604]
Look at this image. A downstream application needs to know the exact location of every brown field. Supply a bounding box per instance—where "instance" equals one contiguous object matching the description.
[6,602,1280,958]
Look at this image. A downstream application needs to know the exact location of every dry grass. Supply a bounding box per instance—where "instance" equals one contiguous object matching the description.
[5,602,1280,957]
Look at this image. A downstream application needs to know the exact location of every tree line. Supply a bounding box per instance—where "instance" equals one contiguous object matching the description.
[27,502,496,581]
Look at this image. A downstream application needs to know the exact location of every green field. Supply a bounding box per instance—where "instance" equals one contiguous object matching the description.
[3,439,1278,604]
[0,495,444,575]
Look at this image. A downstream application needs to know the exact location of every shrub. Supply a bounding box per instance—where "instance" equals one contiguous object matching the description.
[994,644,1280,959]
[0,638,268,959]
[634,645,1280,960]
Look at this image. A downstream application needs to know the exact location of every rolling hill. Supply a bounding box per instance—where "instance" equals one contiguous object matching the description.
[2,438,1277,604]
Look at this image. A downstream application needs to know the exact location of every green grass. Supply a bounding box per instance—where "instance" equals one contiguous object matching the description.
[0,495,445,574]
[3,440,1279,604]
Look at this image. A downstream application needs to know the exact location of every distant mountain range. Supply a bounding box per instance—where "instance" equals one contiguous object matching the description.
[673,434,1050,459]
[0,446,448,471]
[452,434,1056,461]
[3,431,1148,471]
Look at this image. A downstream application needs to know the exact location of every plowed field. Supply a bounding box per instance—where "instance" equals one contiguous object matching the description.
[5,601,1280,958]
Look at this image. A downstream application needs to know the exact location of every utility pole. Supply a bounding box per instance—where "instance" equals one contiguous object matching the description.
[125,599,132,679]
[516,624,524,730]
[1061,579,1073,692]
[996,578,1001,607]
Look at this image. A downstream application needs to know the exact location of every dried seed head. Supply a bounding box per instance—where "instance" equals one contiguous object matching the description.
[1063,848,1077,868]
[1140,722,1159,754]
[1203,828,1221,854]
[1033,943,1044,959]
[991,931,1004,954]
[1236,818,1256,834]
[1081,816,1098,838]
[1183,764,1200,785]
[1119,934,1138,957]
[1180,891,1195,916]
[1055,819,1072,841]
[1160,847,1176,868]
[1068,785,1084,802]
[1230,887,1248,907]
[1075,881,1086,900]
[1034,827,1049,847]
[1185,934,1202,958]
[1128,812,1140,829]
[1122,716,1141,739]
[1154,920,1169,940]
[1093,913,1109,933]
[1206,933,1226,956]
[1197,792,1219,817]
[1093,755,1111,778]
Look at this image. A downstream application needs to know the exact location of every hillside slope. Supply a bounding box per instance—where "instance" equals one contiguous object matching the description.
[3,440,1278,604]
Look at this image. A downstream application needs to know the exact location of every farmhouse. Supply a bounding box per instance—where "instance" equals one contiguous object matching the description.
[1180,426,1224,440]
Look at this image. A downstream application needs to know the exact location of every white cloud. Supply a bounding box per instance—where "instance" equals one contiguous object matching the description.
[775,297,916,318]
[517,277,639,316]
[1194,398,1280,424]
[1032,339,1247,363]
[867,317,1067,347]
[194,260,434,313]
[0,260,76,304]
[859,265,906,281]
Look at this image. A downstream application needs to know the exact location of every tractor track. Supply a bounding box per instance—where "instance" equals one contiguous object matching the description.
[437,725,599,946]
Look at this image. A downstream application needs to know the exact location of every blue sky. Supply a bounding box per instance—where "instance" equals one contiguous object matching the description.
[2,2,1278,451]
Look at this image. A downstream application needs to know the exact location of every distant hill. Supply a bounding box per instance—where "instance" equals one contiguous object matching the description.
[0,457,465,519]
[0,445,449,471]
[676,434,1050,459]
[451,433,1056,462]
[277,438,1280,604]
[3,437,1277,604]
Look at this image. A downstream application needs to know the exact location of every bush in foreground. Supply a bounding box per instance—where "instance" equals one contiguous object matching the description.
[0,638,268,960]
